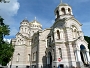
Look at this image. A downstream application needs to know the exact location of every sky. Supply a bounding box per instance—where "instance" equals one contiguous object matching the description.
[0,0,90,40]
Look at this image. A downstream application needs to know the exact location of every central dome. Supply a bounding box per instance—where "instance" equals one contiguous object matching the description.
[30,19,42,29]
[59,3,69,6]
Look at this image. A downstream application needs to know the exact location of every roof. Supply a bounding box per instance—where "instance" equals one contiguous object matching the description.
[57,2,71,8]
[30,20,42,26]
[22,19,29,22]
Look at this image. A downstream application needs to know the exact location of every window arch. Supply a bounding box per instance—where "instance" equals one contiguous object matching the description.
[56,10,59,18]
[17,53,20,62]
[21,28,23,32]
[72,26,78,39]
[68,8,71,14]
[61,8,65,15]
[59,48,62,59]
[80,45,86,50]
[57,30,60,39]
[73,29,77,38]
[25,28,27,33]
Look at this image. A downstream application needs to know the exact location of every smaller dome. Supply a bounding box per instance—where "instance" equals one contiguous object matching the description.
[30,20,41,25]
[59,3,69,6]
[20,19,29,26]
[22,19,29,23]
[56,2,71,8]
[30,20,42,28]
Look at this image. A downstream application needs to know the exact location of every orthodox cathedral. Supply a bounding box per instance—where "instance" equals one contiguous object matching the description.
[9,1,90,68]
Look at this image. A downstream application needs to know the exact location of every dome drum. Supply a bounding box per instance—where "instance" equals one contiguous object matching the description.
[54,3,73,21]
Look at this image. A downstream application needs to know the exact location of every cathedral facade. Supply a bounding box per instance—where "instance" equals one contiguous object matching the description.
[10,2,90,68]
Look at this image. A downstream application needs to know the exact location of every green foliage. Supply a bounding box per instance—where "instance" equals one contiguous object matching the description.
[0,42,14,66]
[0,16,14,66]
[84,36,90,50]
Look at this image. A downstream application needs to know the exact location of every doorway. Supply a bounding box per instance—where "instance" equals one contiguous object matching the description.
[80,45,87,65]
[47,52,52,68]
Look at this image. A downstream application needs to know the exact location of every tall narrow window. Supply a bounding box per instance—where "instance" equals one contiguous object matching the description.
[28,54,30,61]
[33,52,36,61]
[47,36,51,47]
[61,8,65,15]
[60,32,63,39]
[73,29,77,39]
[72,26,78,39]
[57,30,60,39]
[56,10,59,18]
[59,48,62,59]
[22,28,23,32]
[68,8,71,15]
[17,53,20,62]
[25,28,27,33]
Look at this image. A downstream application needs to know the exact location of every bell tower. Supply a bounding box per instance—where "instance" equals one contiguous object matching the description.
[54,1,73,21]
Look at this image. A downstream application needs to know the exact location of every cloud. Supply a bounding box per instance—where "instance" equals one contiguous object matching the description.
[0,0,20,16]
[0,0,20,37]
[3,38,11,43]
[0,0,20,25]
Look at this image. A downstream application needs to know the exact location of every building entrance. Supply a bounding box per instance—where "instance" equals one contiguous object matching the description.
[47,52,52,68]
[80,45,87,65]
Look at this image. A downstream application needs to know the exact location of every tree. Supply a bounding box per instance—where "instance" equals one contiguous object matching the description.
[0,16,14,66]
[84,36,90,50]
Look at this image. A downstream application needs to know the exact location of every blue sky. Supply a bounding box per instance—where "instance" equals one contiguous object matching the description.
[0,0,90,39]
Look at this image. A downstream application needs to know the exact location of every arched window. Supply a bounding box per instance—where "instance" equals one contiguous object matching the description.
[28,54,30,61]
[68,8,71,14]
[21,28,23,32]
[57,30,60,39]
[72,26,78,39]
[17,53,20,62]
[56,10,59,18]
[25,28,27,33]
[59,48,62,59]
[61,8,65,15]
[20,39,22,45]
[60,31,63,39]
[73,29,77,38]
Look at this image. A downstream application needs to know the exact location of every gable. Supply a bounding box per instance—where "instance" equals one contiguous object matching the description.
[65,18,82,31]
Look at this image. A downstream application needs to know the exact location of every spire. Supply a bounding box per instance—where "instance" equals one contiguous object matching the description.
[35,16,36,20]
[25,17,27,20]
[60,0,62,3]
[35,16,37,23]
[22,17,29,22]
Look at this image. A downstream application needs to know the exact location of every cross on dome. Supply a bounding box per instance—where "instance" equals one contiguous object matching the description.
[35,16,36,20]
[60,0,62,3]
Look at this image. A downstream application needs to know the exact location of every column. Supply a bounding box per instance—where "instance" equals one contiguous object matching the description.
[75,49,84,67]
[86,49,90,64]
[75,49,81,62]
[83,51,87,64]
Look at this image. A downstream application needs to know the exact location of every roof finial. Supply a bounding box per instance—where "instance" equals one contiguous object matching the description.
[35,16,36,20]
[60,0,62,3]
[25,17,27,20]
